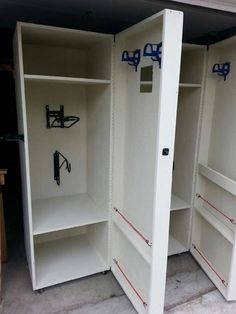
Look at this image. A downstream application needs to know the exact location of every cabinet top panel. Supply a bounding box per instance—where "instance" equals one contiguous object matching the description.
[17,22,113,49]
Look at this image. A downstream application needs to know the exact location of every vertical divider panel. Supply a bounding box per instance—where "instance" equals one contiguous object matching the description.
[13,23,35,286]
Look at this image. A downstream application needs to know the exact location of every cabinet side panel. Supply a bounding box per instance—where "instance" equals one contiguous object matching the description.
[13,24,35,286]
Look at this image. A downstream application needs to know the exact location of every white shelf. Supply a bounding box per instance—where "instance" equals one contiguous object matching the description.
[195,206,234,245]
[179,83,202,88]
[198,163,236,197]
[171,194,190,211]
[32,193,108,235]
[34,234,107,289]
[140,81,152,85]
[24,74,111,85]
[168,235,188,256]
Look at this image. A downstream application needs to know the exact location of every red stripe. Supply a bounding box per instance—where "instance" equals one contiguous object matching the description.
[114,208,151,246]
[192,244,227,287]
[113,259,148,308]
[196,194,236,224]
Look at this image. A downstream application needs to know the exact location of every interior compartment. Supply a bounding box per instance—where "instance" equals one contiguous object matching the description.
[168,209,190,256]
[24,78,112,290]
[34,222,108,289]
[169,45,205,256]
[25,82,111,234]
[180,44,205,84]
[21,24,112,80]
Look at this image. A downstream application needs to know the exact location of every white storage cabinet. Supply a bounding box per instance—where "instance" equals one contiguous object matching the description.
[14,7,236,314]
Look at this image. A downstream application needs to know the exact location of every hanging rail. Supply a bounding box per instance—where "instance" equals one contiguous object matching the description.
[196,193,236,224]
[192,244,228,287]
[113,258,148,308]
[114,207,152,247]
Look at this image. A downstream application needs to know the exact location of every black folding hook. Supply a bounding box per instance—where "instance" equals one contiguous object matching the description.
[53,150,71,186]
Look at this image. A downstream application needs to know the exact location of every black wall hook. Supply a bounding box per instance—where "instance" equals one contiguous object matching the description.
[54,150,71,186]
[46,105,80,128]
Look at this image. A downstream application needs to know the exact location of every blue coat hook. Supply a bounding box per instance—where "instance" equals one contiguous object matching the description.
[143,42,162,68]
[121,49,141,72]
[212,62,230,81]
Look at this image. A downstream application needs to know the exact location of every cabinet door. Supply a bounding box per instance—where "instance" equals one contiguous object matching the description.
[112,10,183,314]
[191,36,236,301]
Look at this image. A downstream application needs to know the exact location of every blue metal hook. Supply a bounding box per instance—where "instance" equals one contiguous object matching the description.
[121,49,141,72]
[212,62,230,81]
[143,42,162,68]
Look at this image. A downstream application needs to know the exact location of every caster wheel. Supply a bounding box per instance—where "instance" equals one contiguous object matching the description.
[37,288,45,294]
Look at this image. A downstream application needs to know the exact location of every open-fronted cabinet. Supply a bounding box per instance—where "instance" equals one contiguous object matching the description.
[13,6,236,314]
[14,9,183,314]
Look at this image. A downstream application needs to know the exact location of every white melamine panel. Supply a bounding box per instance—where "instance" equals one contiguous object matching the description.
[14,24,36,285]
[114,20,163,242]
[196,179,236,233]
[195,206,234,244]
[171,194,189,211]
[87,85,111,213]
[172,88,202,204]
[208,42,236,180]
[180,45,205,84]
[168,235,187,256]
[25,82,87,200]
[87,222,109,267]
[112,209,151,264]
[32,193,108,235]
[112,225,150,314]
[191,211,233,298]
[34,233,107,290]
[21,22,111,49]
[22,30,112,80]
[24,75,111,85]
[169,209,190,255]
[23,44,86,77]
[179,83,201,88]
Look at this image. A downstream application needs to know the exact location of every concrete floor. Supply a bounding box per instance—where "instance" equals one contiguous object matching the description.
[1,244,236,314]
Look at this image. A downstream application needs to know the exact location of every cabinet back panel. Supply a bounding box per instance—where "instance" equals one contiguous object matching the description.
[208,45,236,180]
[180,48,205,84]
[25,82,87,200]
[22,41,112,80]
[23,44,87,77]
